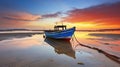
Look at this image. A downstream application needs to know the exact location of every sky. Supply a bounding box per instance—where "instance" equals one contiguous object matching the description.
[0,0,120,30]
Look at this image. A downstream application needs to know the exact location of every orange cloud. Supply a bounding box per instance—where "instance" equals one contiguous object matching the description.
[64,2,120,26]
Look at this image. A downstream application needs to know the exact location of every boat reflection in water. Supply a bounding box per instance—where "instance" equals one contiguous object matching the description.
[44,38,76,59]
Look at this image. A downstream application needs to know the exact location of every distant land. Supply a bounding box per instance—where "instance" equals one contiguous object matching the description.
[0,29,44,31]
[77,28,120,32]
[0,28,120,32]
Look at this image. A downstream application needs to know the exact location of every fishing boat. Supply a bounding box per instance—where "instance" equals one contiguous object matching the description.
[44,24,76,40]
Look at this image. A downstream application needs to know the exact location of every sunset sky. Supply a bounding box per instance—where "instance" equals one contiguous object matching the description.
[0,0,120,30]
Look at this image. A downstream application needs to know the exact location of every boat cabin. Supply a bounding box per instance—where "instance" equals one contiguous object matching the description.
[54,25,67,31]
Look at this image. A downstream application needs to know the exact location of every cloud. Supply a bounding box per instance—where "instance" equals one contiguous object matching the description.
[0,11,42,29]
[64,2,120,25]
[0,10,63,29]
[0,11,41,21]
[42,12,61,18]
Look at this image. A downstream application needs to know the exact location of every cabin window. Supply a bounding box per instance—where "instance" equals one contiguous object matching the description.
[54,25,66,31]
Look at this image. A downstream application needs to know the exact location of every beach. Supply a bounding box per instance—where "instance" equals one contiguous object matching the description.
[0,31,120,67]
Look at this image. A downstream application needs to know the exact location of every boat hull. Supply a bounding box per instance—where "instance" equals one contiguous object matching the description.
[44,27,75,40]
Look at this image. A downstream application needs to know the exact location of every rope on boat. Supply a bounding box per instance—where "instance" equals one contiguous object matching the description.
[72,34,120,64]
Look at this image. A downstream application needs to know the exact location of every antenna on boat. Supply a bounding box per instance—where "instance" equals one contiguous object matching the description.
[55,22,57,26]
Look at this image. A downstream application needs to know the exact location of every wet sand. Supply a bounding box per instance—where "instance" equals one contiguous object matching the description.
[0,32,43,41]
[0,32,120,67]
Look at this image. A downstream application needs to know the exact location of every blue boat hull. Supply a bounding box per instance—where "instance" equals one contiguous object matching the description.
[44,27,75,39]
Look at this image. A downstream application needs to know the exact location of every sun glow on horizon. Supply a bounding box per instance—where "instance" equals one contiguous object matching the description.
[63,22,100,30]
[74,22,97,27]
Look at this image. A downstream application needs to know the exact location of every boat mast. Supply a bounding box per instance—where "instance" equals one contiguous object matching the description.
[61,21,66,30]
[62,22,63,26]
[55,22,57,26]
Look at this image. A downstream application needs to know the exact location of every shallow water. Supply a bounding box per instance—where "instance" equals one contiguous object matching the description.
[0,31,120,67]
